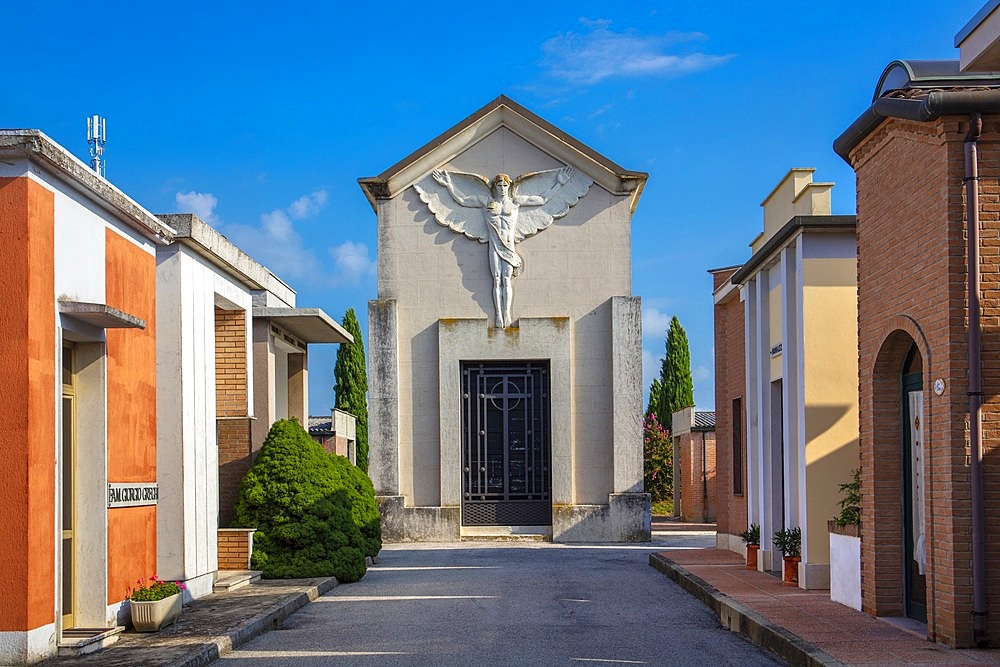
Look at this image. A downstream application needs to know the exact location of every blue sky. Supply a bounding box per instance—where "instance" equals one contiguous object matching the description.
[4,1,986,414]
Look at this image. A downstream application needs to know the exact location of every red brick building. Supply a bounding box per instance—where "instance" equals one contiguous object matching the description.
[710,266,749,554]
[671,408,717,523]
[834,59,1000,647]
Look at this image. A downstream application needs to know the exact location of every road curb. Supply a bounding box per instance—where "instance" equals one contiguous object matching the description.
[649,553,845,667]
[174,577,339,667]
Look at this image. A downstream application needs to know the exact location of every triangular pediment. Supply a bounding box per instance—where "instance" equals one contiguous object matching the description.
[358,95,647,213]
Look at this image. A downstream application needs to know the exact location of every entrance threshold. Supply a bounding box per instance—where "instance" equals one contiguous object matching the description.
[461,525,552,541]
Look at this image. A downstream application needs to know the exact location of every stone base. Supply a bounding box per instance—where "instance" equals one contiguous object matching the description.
[800,561,831,590]
[609,492,651,541]
[377,496,461,542]
[380,494,650,543]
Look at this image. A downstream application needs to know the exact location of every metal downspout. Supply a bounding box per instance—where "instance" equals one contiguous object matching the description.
[964,112,988,648]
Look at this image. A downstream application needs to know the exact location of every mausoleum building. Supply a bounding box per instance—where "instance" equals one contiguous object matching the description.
[360,96,651,541]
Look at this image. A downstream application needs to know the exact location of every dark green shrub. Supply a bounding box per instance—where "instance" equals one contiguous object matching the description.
[328,452,382,558]
[233,419,370,582]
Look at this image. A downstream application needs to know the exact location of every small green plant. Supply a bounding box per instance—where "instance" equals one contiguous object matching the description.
[738,522,760,545]
[773,527,801,558]
[128,575,184,602]
[834,468,861,527]
[233,418,376,582]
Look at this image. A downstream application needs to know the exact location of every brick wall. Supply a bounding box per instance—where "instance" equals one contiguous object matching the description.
[850,114,1000,646]
[217,528,255,570]
[215,308,247,417]
[678,429,717,523]
[712,268,748,543]
[218,417,253,527]
[215,307,252,527]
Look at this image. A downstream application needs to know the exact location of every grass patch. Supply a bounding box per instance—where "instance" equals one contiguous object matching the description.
[651,499,673,516]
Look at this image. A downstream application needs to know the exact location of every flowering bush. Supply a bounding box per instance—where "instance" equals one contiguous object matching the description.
[643,413,673,503]
[128,575,185,602]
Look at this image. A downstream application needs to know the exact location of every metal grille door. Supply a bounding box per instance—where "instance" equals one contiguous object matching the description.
[461,361,551,526]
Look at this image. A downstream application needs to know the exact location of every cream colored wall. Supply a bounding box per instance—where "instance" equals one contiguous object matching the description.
[768,266,783,382]
[378,127,632,507]
[755,169,833,253]
[800,248,859,563]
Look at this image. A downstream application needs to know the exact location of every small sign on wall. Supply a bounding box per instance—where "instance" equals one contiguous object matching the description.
[108,483,159,508]
[770,342,783,358]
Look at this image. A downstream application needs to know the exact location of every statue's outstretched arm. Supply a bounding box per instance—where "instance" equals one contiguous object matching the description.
[432,169,483,208]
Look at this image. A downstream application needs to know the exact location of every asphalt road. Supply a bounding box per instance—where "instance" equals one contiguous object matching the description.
[218,534,784,667]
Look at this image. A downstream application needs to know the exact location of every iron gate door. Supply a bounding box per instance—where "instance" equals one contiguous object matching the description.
[461,361,551,526]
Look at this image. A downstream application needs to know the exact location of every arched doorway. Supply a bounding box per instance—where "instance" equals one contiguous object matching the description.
[901,344,926,622]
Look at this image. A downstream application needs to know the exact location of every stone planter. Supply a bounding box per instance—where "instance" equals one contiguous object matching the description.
[782,556,801,586]
[130,593,181,632]
[828,520,861,610]
[745,544,759,570]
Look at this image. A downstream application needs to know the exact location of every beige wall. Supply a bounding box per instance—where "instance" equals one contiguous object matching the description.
[378,127,633,509]
[801,253,860,563]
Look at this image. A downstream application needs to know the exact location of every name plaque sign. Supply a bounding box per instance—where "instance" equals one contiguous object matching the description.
[108,483,159,508]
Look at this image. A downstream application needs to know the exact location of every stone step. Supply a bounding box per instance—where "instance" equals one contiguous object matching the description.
[57,626,124,657]
[214,569,262,593]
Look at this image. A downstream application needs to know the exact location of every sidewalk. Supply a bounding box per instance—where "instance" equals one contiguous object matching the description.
[39,576,337,667]
[650,547,1000,667]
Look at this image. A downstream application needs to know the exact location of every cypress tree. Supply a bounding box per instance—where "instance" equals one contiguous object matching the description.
[334,308,369,472]
[658,316,694,419]
[645,377,663,420]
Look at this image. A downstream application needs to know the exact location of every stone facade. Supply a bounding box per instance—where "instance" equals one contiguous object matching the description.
[360,96,650,542]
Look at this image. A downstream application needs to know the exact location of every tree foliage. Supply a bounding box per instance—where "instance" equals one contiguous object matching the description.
[659,316,694,419]
[645,377,663,420]
[643,413,673,503]
[233,419,379,582]
[335,308,369,472]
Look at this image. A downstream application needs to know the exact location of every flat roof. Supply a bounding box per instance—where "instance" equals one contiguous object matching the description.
[253,308,353,344]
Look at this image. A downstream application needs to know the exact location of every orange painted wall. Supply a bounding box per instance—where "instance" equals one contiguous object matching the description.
[104,228,158,604]
[0,177,56,631]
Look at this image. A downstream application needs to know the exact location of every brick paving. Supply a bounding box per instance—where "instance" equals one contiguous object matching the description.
[652,547,1000,667]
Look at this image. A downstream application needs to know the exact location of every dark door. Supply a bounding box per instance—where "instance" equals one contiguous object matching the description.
[461,361,551,526]
[902,345,926,622]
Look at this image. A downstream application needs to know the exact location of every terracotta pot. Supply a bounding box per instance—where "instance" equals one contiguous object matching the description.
[745,544,759,570]
[130,593,182,632]
[782,556,801,586]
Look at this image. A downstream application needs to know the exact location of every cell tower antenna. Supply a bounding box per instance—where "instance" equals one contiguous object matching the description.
[87,115,106,177]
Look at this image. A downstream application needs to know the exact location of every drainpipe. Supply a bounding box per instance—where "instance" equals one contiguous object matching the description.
[964,112,988,648]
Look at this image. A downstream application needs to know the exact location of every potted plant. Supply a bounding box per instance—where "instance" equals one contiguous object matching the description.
[738,522,761,569]
[773,527,801,586]
[128,575,185,632]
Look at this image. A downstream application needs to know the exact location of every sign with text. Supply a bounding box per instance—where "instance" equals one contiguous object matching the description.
[108,483,159,508]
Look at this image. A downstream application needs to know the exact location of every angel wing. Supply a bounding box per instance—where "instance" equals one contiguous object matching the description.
[511,166,593,242]
[413,170,492,243]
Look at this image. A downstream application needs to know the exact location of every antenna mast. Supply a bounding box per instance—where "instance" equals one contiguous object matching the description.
[87,115,106,177]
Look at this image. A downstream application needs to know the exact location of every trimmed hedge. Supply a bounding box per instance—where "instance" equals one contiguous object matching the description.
[232,418,380,582]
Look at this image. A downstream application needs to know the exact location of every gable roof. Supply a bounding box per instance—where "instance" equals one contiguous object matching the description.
[358,95,647,214]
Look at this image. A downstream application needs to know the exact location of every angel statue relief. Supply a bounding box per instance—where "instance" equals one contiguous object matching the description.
[414,165,593,328]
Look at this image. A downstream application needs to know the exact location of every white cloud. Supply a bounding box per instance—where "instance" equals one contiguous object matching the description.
[329,240,376,283]
[541,22,732,86]
[261,210,294,242]
[642,306,672,342]
[288,190,328,220]
[693,365,711,382]
[642,347,662,397]
[175,191,218,223]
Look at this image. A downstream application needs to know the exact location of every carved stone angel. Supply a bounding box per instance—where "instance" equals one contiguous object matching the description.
[415,165,593,328]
